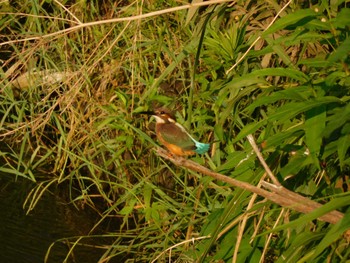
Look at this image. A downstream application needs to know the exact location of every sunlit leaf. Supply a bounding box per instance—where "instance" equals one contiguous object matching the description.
[268,97,341,123]
[234,120,266,143]
[249,68,310,82]
[327,36,350,63]
[262,9,318,36]
[331,8,350,29]
[246,86,313,112]
[304,105,326,157]
[311,208,350,259]
[337,135,350,170]
[216,151,249,172]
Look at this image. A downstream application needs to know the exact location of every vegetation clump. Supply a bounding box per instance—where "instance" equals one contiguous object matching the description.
[0,0,349,262]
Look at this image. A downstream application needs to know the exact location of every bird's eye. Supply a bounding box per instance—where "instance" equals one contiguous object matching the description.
[160,111,165,114]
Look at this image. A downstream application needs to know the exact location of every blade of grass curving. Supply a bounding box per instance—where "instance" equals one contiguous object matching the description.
[188,4,218,126]
[311,208,350,260]
[30,147,55,170]
[233,120,267,143]
[264,36,296,68]
[119,117,158,148]
[23,178,59,213]
[140,38,200,103]
[337,134,350,170]
[268,97,341,124]
[248,67,310,82]
[0,166,35,181]
[16,131,29,176]
[198,188,246,263]
[276,231,325,262]
[51,112,69,182]
[304,105,326,167]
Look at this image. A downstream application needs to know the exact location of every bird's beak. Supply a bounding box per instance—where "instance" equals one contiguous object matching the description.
[137,110,155,116]
[136,110,162,123]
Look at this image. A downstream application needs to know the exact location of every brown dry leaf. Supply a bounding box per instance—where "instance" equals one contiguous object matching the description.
[261,53,272,68]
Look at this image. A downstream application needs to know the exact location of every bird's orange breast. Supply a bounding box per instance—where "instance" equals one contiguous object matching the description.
[155,122,196,156]
[157,134,195,156]
[163,141,195,156]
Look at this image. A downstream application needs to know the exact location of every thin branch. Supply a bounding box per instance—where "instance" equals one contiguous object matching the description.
[155,147,344,225]
[247,134,281,186]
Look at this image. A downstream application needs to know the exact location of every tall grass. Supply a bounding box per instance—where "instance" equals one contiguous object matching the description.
[1,0,350,262]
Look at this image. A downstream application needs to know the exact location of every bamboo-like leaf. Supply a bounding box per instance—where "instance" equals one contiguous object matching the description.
[283,31,333,46]
[322,103,350,139]
[277,232,324,263]
[216,151,248,172]
[1,1,350,261]
[304,105,326,156]
[337,135,350,170]
[311,208,350,260]
[298,58,333,68]
[233,120,266,143]
[262,9,318,36]
[119,199,137,215]
[331,8,350,29]
[280,154,313,179]
[246,86,313,113]
[265,127,304,149]
[249,68,310,82]
[223,75,265,90]
[327,36,350,63]
[0,166,36,181]
[268,97,341,123]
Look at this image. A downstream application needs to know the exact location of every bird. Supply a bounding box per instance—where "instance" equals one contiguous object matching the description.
[144,108,210,156]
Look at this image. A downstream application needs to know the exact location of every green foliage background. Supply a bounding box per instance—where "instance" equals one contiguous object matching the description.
[0,0,350,262]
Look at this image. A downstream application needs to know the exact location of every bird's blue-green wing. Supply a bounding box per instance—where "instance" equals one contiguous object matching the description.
[158,123,210,154]
[157,123,196,151]
[174,123,210,154]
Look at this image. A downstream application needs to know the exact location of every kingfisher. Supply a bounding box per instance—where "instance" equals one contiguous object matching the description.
[144,108,210,156]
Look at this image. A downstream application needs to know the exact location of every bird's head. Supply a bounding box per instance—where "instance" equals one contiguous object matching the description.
[153,108,176,124]
[138,107,177,123]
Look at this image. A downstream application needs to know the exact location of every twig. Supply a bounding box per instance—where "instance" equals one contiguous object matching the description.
[0,0,233,47]
[155,147,344,225]
[247,134,281,186]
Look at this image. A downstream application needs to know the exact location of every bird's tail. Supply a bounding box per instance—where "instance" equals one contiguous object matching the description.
[193,140,210,154]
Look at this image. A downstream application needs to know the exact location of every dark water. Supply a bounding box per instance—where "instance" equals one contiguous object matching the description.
[0,175,114,263]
